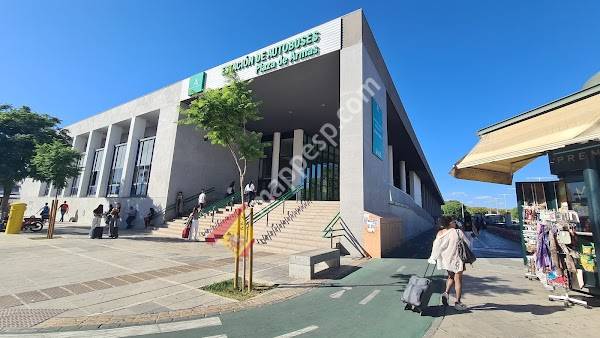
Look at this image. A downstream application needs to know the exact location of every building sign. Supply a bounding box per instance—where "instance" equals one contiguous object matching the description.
[371,98,384,160]
[222,31,321,76]
[196,18,341,94]
[188,72,206,96]
[549,142,600,174]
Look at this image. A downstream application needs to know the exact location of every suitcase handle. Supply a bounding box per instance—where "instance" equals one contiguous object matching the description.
[423,263,434,278]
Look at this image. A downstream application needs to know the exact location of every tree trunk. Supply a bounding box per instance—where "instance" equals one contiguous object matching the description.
[1,182,14,221]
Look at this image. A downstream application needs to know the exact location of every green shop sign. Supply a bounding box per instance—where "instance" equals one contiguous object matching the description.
[188,72,206,96]
[222,31,321,76]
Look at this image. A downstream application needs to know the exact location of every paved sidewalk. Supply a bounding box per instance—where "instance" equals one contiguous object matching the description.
[0,223,362,333]
[432,257,600,337]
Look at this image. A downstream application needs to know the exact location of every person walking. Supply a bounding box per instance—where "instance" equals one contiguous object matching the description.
[428,216,471,311]
[125,206,137,229]
[144,208,156,229]
[175,191,184,217]
[108,203,120,238]
[188,206,200,241]
[198,190,206,210]
[59,201,69,222]
[90,204,103,238]
[40,203,50,225]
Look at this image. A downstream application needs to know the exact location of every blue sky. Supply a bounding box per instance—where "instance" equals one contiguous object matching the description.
[2,1,600,208]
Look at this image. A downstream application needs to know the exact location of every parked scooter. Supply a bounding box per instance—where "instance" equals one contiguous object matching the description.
[22,216,44,232]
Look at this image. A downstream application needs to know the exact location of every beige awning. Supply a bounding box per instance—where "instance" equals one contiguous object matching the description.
[452,91,600,185]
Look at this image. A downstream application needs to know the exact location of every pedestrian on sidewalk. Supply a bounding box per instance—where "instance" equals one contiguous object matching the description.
[428,216,471,311]
[188,206,200,241]
[90,204,103,238]
[226,181,235,197]
[59,201,69,222]
[125,206,137,229]
[108,203,120,238]
[144,208,156,229]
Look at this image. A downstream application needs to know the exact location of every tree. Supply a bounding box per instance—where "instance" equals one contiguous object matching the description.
[180,70,264,207]
[31,141,81,237]
[442,200,464,219]
[0,105,68,218]
[180,70,265,290]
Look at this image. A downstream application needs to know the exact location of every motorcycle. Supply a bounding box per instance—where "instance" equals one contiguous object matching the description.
[22,216,44,232]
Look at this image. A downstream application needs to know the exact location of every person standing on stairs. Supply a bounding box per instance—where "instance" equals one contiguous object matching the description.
[198,190,206,210]
[175,191,184,217]
[188,206,200,241]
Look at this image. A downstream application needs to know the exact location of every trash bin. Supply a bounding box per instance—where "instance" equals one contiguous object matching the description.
[5,202,27,234]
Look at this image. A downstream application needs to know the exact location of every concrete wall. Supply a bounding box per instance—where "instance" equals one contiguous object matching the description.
[338,10,439,257]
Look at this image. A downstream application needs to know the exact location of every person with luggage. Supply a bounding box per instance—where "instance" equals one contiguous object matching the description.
[188,206,200,241]
[59,201,69,222]
[428,216,471,311]
[90,204,103,239]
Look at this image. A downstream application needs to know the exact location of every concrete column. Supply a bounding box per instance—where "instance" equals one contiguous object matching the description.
[77,130,103,197]
[120,117,147,197]
[96,124,123,197]
[409,171,422,207]
[291,129,304,188]
[388,145,394,185]
[399,161,406,192]
[270,132,281,193]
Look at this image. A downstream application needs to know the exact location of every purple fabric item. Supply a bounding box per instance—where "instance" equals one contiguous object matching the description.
[536,223,552,270]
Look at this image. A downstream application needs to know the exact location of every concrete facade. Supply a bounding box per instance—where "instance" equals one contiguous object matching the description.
[19,10,442,256]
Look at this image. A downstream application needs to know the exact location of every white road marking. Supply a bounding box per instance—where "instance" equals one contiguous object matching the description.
[396,266,406,273]
[359,289,381,305]
[329,286,352,299]
[202,335,227,338]
[0,317,222,338]
[274,325,319,338]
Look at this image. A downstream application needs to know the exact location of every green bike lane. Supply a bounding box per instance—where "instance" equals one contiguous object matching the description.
[140,258,445,338]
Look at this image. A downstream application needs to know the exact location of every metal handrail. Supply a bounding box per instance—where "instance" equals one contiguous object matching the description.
[153,187,215,222]
[251,186,303,223]
[322,212,370,258]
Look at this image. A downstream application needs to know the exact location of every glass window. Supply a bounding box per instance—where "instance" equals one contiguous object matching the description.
[69,152,86,196]
[131,137,155,197]
[86,148,104,196]
[106,144,127,196]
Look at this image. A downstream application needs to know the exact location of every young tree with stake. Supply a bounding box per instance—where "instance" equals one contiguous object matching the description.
[180,70,265,290]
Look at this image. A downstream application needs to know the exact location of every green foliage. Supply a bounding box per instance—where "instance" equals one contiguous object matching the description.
[510,207,519,220]
[0,104,70,215]
[442,200,463,219]
[180,70,265,202]
[31,141,81,192]
[467,206,489,215]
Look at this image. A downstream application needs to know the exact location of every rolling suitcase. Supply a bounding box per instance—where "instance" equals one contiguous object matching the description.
[92,226,103,239]
[401,264,434,313]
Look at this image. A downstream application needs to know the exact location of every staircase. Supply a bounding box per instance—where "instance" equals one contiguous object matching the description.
[152,197,340,256]
[151,200,271,239]
[253,201,340,254]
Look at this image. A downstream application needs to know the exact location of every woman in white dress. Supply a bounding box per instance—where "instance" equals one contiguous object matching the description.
[90,204,103,238]
[188,206,200,241]
[428,216,470,311]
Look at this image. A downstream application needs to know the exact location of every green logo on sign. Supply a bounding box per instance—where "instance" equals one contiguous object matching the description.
[188,72,206,96]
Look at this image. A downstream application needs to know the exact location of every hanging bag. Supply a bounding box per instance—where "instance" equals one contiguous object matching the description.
[456,229,477,264]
